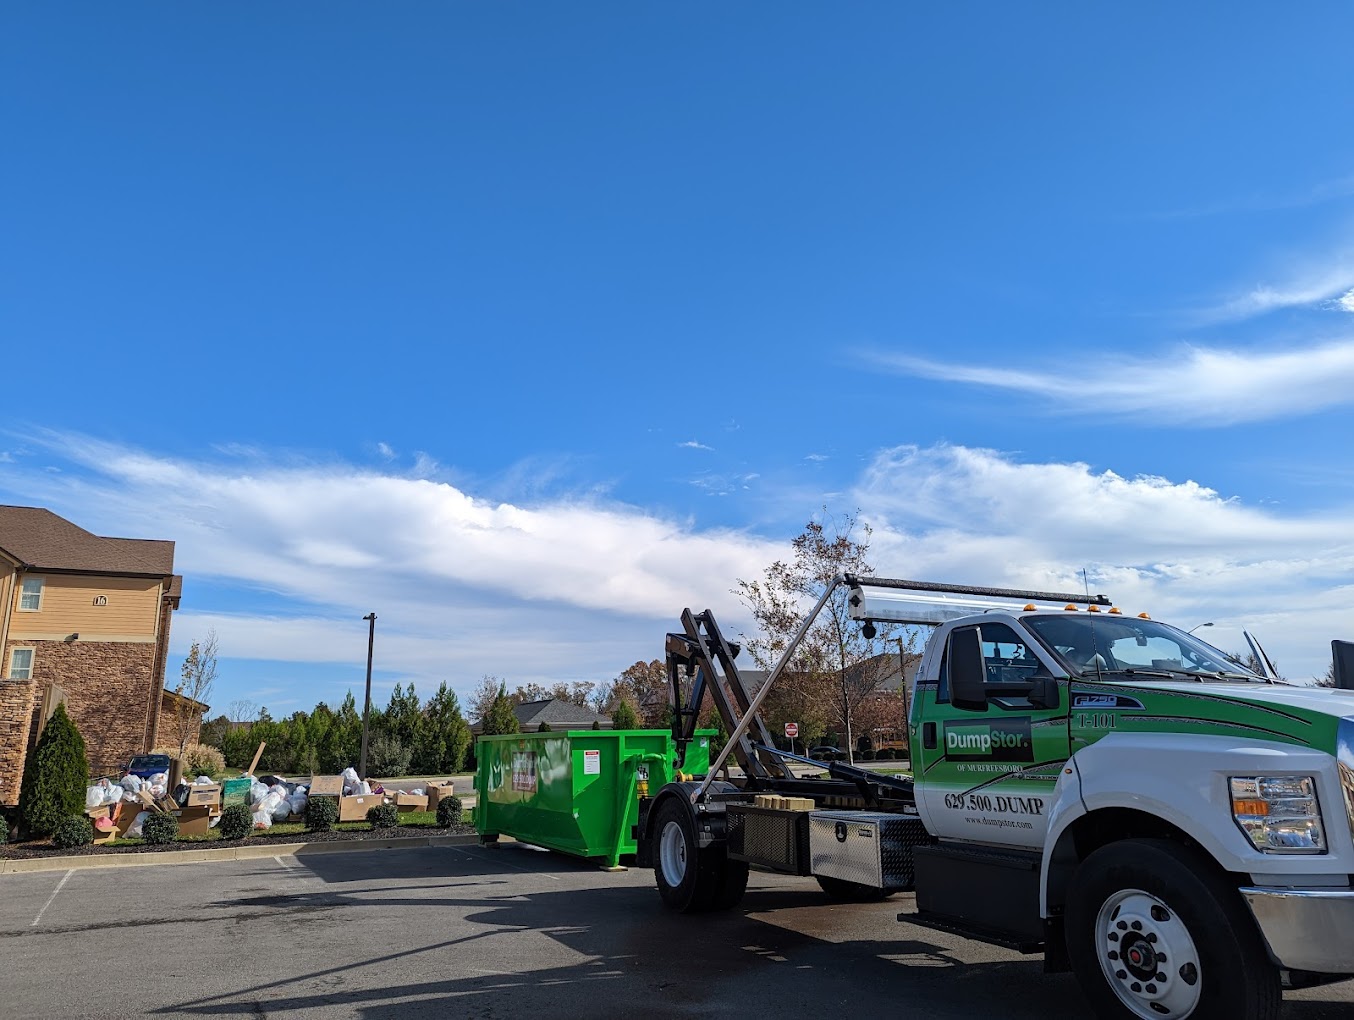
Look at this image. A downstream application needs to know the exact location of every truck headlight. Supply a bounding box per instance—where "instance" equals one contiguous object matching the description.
[1230,776,1326,854]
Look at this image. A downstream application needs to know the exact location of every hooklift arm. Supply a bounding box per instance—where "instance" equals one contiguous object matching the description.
[682,573,1112,804]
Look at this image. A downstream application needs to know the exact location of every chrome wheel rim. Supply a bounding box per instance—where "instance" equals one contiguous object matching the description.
[1095,888,1202,1018]
[659,820,688,888]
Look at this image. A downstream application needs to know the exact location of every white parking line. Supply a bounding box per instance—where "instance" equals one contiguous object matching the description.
[31,870,72,927]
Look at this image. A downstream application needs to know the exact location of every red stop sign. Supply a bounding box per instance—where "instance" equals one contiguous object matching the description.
[785,722,799,738]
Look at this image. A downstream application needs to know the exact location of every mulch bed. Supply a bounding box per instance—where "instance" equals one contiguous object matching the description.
[0,821,477,859]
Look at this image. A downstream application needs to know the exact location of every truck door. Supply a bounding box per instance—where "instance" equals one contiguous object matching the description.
[915,620,1070,850]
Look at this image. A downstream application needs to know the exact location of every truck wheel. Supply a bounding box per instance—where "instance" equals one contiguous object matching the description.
[815,875,891,902]
[653,799,716,912]
[1066,838,1280,1020]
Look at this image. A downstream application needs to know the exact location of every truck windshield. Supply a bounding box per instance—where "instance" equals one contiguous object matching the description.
[1022,614,1266,681]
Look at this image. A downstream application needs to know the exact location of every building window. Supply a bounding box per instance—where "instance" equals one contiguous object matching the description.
[19,577,44,611]
[9,648,33,680]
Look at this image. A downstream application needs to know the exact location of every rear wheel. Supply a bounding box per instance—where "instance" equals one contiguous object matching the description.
[1066,838,1280,1019]
[815,874,891,902]
[652,798,747,912]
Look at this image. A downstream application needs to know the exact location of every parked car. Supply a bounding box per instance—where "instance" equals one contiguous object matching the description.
[807,746,844,762]
[123,753,172,781]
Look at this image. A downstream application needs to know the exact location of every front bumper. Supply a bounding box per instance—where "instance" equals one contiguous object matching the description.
[1240,886,1354,974]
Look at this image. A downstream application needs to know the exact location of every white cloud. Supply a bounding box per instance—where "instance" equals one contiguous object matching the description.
[4,433,776,700]
[679,440,713,451]
[376,442,396,460]
[853,445,1354,680]
[1208,260,1354,322]
[805,453,829,462]
[6,432,1350,696]
[865,339,1354,424]
[1338,289,1354,313]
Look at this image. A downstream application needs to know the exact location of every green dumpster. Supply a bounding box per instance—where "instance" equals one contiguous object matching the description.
[475,729,714,867]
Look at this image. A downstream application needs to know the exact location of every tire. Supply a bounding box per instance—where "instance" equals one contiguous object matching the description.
[815,874,891,902]
[1065,838,1281,1020]
[653,798,743,913]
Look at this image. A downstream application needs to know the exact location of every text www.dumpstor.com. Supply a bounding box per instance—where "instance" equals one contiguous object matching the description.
[968,816,1034,830]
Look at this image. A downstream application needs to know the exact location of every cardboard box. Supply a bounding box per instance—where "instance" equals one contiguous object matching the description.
[172,806,215,838]
[85,804,115,822]
[426,781,458,812]
[389,792,428,813]
[221,777,253,808]
[338,794,383,822]
[309,775,344,797]
[184,783,222,808]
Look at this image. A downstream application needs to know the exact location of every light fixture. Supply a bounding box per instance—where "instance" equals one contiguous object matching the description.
[64,633,79,643]
[1188,622,1214,635]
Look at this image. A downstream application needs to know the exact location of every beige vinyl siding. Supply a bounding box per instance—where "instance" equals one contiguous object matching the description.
[8,573,162,640]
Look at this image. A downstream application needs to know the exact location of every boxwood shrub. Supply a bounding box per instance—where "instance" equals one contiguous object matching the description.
[435,796,463,828]
[366,803,399,829]
[219,803,253,840]
[142,812,179,845]
[305,796,339,832]
[51,815,94,849]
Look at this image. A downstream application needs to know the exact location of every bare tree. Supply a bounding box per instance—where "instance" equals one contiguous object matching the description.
[469,675,505,723]
[736,511,892,764]
[227,699,259,724]
[170,630,219,756]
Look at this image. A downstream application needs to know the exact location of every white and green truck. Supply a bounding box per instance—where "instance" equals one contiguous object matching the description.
[636,575,1354,1019]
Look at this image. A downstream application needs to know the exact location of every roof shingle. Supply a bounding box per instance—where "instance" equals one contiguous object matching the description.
[0,506,176,577]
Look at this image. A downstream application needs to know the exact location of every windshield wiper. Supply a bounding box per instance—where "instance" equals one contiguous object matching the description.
[1086,667,1202,681]
[1196,670,1266,682]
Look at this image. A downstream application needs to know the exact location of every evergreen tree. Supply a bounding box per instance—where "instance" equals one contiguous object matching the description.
[481,683,520,735]
[19,704,90,838]
[611,698,640,730]
[423,682,472,773]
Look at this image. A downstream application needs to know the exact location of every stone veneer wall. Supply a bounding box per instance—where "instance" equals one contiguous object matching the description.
[0,677,37,806]
[4,638,158,779]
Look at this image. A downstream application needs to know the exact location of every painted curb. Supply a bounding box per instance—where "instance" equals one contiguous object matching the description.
[0,833,480,875]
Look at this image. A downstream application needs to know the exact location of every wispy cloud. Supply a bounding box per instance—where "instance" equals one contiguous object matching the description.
[864,339,1354,425]
[804,453,829,463]
[854,444,1354,679]
[679,440,713,451]
[1205,260,1354,323]
[376,442,396,460]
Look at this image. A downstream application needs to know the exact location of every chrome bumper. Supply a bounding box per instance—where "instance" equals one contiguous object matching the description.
[1240,886,1354,974]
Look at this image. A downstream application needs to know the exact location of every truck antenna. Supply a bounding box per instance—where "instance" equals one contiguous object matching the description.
[1083,567,1103,682]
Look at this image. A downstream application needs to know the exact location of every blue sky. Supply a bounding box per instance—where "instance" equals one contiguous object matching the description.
[4,5,1353,713]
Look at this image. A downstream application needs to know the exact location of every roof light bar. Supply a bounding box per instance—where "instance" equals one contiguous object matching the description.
[845,574,1112,627]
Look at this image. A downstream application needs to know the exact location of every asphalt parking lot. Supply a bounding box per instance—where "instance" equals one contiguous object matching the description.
[2,844,1352,1019]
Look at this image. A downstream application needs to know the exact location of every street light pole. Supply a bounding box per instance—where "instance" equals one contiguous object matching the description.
[359,613,377,779]
[1188,622,1214,635]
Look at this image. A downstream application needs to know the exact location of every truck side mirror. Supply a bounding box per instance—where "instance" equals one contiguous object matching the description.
[949,628,988,711]
[1028,672,1060,710]
[1333,640,1354,690]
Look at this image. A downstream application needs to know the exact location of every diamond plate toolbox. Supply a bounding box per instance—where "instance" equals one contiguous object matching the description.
[808,810,929,891]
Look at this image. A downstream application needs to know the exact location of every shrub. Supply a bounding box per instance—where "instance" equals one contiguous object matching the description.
[305,796,339,832]
[877,749,894,761]
[859,748,876,761]
[20,704,90,838]
[218,803,253,840]
[142,812,179,845]
[436,796,463,828]
[51,815,93,849]
[365,735,412,778]
[169,744,228,779]
[0,814,9,844]
[366,803,399,829]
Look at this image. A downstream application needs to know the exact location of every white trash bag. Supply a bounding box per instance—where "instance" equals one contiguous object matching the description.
[340,767,361,795]
[120,774,143,793]
[85,785,104,810]
[125,811,150,839]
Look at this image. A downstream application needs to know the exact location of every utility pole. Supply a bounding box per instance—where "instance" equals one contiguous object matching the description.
[359,613,377,779]
[897,637,912,768]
